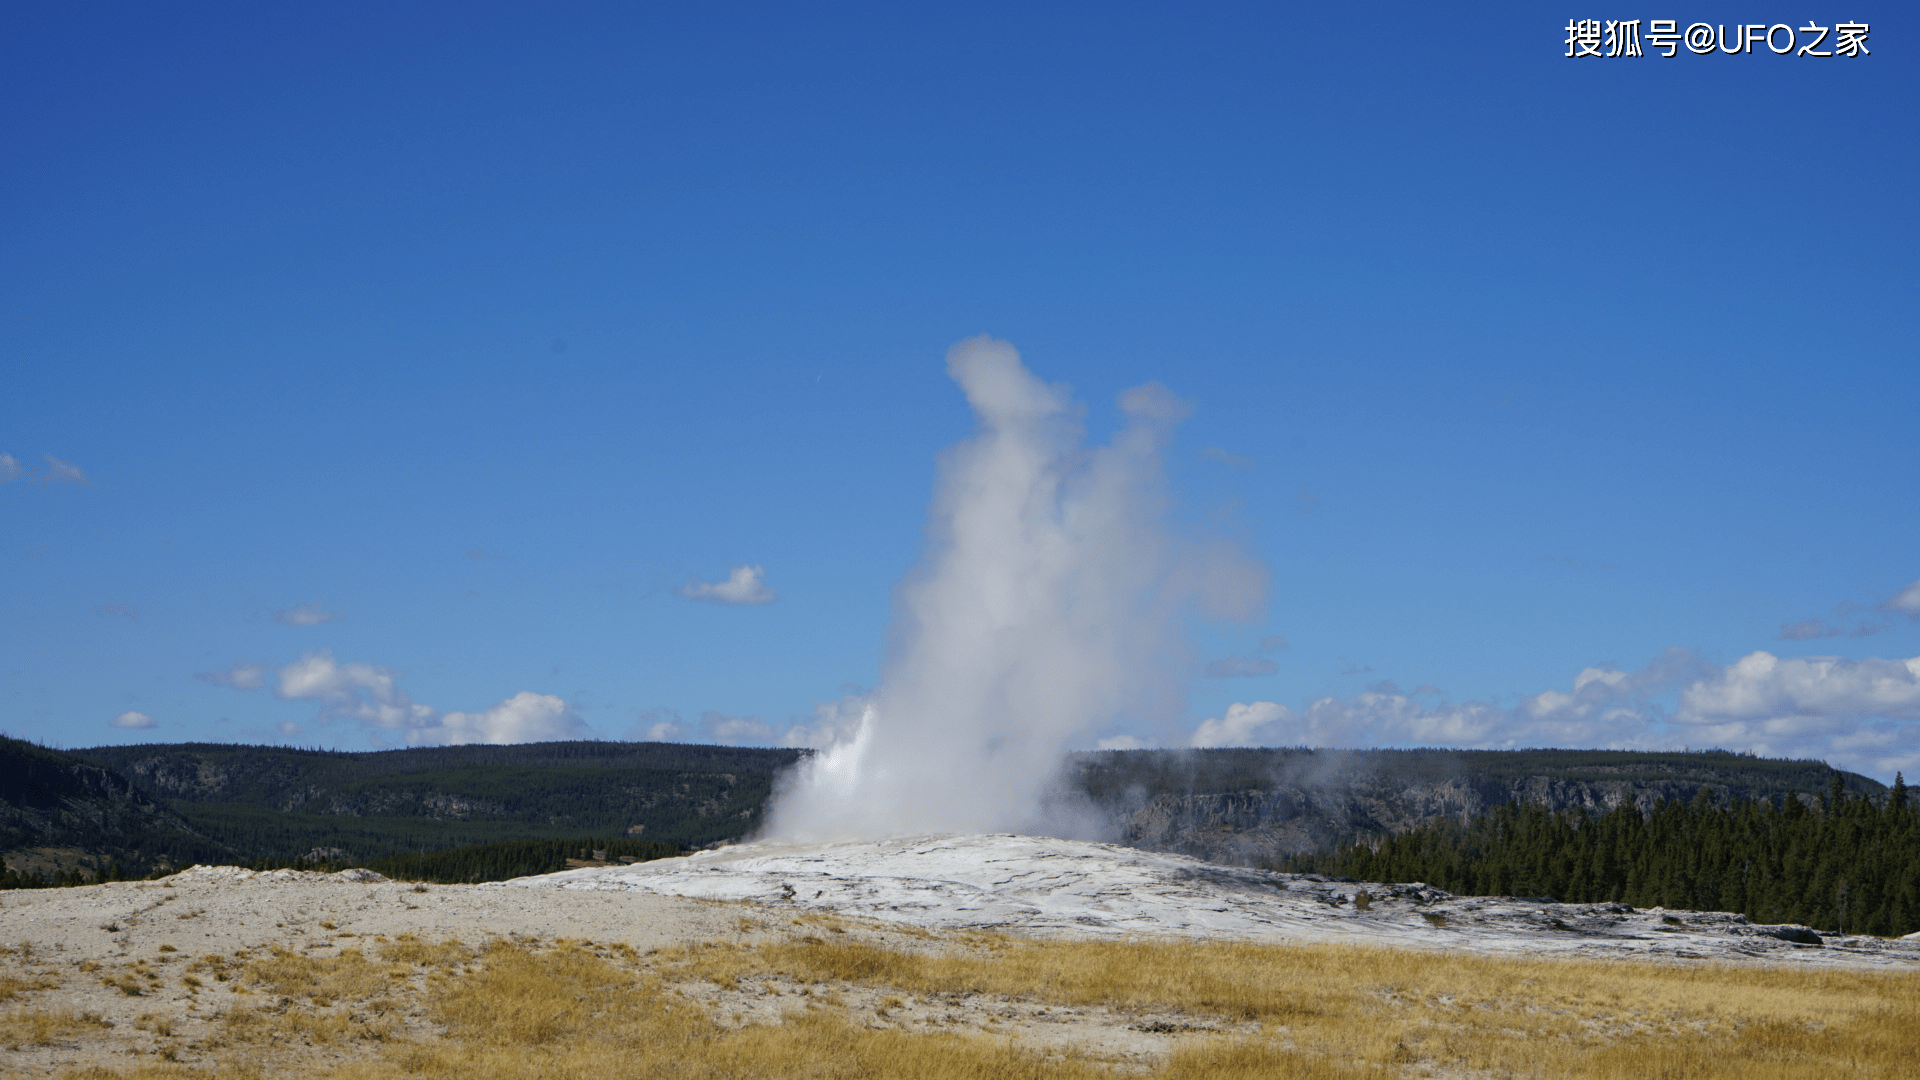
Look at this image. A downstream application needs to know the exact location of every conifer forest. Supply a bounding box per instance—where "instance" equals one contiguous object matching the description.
[1288,774,1920,937]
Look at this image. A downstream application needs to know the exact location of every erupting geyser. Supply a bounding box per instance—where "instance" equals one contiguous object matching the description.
[766,337,1266,840]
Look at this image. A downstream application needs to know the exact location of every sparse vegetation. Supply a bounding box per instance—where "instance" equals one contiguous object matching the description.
[0,972,59,1002]
[33,929,1917,1079]
[0,1006,112,1048]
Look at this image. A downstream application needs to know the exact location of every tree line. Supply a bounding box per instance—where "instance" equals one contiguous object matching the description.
[1286,773,1919,937]
[0,861,134,890]
[1,835,687,890]
[363,836,684,883]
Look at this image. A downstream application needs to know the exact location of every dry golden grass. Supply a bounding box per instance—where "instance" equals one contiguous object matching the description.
[210,1000,395,1049]
[1,1006,112,1049]
[61,1068,259,1080]
[668,934,1919,1079]
[375,932,474,967]
[0,972,60,1002]
[237,947,400,1003]
[46,929,1920,1080]
[332,938,1134,1080]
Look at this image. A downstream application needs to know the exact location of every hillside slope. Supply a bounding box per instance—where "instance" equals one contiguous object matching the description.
[36,741,1887,873]
[1,736,234,876]
[1076,747,1887,865]
[73,741,807,862]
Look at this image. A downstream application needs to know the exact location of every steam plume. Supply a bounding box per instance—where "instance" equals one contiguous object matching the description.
[767,336,1264,839]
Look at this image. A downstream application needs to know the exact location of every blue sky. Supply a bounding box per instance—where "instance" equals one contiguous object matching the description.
[4,4,1916,779]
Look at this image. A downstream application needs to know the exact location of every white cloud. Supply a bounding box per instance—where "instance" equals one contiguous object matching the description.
[1777,606,1889,640]
[1205,654,1278,678]
[1096,734,1151,750]
[1186,647,1920,780]
[110,710,157,729]
[1884,578,1920,618]
[262,650,591,746]
[424,691,590,746]
[630,708,687,742]
[1670,652,1920,778]
[1190,700,1294,748]
[276,602,338,626]
[1679,651,1920,722]
[1278,652,1702,752]
[1777,577,1920,640]
[196,662,267,690]
[275,651,433,729]
[1,452,89,485]
[679,565,777,605]
[629,696,871,750]
[702,711,777,745]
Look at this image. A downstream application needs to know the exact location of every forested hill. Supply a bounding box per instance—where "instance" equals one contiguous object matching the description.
[70,741,807,864]
[12,740,1887,882]
[1,736,237,878]
[74,741,803,805]
[1076,747,1885,866]
[1287,775,1920,938]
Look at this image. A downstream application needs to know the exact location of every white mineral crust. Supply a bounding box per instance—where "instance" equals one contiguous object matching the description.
[510,832,1920,968]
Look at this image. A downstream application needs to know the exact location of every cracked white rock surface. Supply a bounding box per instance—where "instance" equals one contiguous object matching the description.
[511,832,1920,969]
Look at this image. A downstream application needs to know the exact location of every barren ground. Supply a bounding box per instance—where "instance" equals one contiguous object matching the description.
[2,839,1915,1078]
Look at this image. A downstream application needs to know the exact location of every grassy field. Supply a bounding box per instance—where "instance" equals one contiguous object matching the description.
[8,923,1914,1079]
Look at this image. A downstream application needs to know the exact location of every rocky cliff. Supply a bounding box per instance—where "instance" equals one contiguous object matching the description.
[1075,747,1885,866]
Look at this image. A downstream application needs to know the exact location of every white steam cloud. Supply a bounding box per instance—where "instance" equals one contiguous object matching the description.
[767,336,1265,840]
